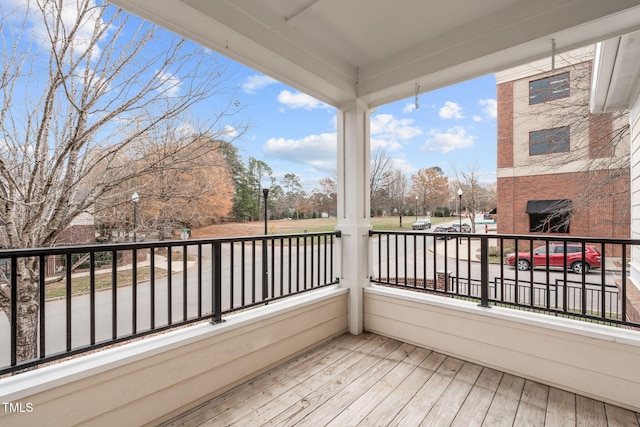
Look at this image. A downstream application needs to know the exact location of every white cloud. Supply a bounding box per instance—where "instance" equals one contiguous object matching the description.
[478,98,497,119]
[478,170,497,184]
[371,137,402,152]
[7,0,109,61]
[421,126,476,153]
[156,70,182,97]
[277,90,328,110]
[264,133,336,171]
[370,114,422,141]
[402,103,416,114]
[389,157,416,174]
[222,125,238,138]
[241,74,277,94]
[439,101,464,120]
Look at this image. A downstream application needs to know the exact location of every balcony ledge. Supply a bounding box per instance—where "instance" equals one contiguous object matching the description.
[364,284,640,412]
[0,286,349,426]
[366,284,640,346]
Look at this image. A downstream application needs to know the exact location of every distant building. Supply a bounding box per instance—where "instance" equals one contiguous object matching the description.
[496,47,629,238]
[53,211,96,246]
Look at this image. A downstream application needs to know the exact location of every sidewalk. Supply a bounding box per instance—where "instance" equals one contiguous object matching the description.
[68,254,196,279]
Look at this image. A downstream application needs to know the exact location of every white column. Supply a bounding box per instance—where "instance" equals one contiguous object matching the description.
[336,99,371,334]
[630,97,640,288]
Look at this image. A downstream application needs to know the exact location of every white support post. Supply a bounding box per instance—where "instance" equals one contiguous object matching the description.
[335,99,371,334]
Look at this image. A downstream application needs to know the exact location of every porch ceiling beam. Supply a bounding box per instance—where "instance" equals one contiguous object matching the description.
[358,1,640,107]
[109,0,640,109]
[109,0,357,107]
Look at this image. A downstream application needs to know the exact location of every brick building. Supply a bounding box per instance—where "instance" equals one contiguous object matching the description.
[496,47,630,239]
[52,211,96,246]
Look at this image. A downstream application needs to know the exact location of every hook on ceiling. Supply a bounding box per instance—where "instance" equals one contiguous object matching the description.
[415,83,420,109]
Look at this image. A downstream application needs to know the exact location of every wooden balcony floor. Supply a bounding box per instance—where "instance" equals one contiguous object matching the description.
[162,333,640,427]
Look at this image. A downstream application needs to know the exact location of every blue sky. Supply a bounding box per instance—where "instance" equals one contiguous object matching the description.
[2,0,497,193]
[230,66,497,191]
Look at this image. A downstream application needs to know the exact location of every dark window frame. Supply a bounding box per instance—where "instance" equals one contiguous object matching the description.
[529,72,570,105]
[529,126,570,156]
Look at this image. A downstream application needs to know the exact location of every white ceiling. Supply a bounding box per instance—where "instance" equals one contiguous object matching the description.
[110,0,640,108]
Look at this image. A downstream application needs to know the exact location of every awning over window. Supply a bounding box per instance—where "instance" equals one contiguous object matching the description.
[526,199,571,214]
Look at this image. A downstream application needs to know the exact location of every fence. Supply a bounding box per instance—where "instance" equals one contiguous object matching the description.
[0,231,340,375]
[370,230,639,327]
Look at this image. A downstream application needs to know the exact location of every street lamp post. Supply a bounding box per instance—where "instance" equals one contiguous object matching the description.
[263,188,269,234]
[415,195,418,221]
[458,188,462,244]
[262,188,269,301]
[132,191,139,242]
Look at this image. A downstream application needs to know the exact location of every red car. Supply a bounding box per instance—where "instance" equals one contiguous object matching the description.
[505,243,601,274]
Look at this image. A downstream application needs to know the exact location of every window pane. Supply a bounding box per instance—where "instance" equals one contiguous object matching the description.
[529,126,569,155]
[529,72,570,105]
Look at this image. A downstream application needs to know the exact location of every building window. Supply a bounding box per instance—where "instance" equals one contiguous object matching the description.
[529,72,569,104]
[529,126,570,156]
[526,199,571,233]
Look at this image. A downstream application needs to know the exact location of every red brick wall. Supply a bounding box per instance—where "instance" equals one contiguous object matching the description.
[497,81,514,169]
[496,176,515,234]
[497,169,629,239]
[589,113,614,159]
[54,224,96,246]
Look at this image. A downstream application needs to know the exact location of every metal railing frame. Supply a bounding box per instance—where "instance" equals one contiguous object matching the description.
[0,231,340,375]
[370,230,640,328]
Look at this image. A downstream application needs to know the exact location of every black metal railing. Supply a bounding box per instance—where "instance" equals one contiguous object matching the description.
[370,230,640,328]
[0,231,339,375]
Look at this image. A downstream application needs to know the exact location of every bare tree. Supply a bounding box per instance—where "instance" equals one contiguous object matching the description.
[409,167,449,215]
[454,162,483,233]
[316,177,337,217]
[387,168,408,227]
[370,148,394,214]
[95,131,236,240]
[0,0,246,362]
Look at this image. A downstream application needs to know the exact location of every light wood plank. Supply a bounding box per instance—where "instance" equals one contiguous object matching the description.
[200,334,394,426]
[236,337,388,426]
[387,356,465,427]
[604,403,639,427]
[419,362,484,426]
[160,333,640,427]
[324,346,431,427]
[546,387,576,427]
[161,333,363,426]
[482,373,526,427]
[451,367,503,427]
[513,380,549,427]
[356,351,447,426]
[576,395,608,427]
[298,343,420,426]
[256,338,405,426]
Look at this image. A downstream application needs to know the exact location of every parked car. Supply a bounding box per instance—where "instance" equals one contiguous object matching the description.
[505,243,601,274]
[411,218,431,230]
[433,225,455,239]
[451,223,471,233]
